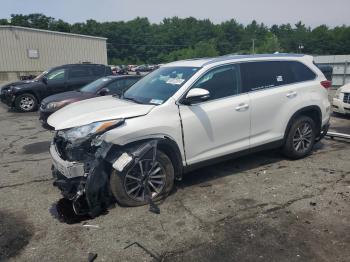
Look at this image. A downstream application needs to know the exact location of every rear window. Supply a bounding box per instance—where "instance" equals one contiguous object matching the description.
[68,67,92,79]
[241,61,316,92]
[290,62,316,82]
[91,65,107,77]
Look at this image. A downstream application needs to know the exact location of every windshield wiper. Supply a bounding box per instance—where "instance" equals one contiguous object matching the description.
[122,96,143,104]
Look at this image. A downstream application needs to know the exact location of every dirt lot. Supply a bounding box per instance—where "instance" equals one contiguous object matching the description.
[0,102,349,262]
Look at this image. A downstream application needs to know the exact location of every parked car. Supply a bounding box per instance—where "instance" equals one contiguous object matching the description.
[0,64,112,112]
[135,65,152,74]
[333,83,350,115]
[48,54,330,217]
[39,75,142,128]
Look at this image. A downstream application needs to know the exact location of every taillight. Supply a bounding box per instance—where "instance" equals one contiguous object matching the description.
[321,80,331,89]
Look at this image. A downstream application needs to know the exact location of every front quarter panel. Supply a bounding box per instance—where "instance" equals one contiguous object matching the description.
[103,98,185,164]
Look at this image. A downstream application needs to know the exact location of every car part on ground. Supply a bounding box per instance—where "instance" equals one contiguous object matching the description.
[326,131,350,140]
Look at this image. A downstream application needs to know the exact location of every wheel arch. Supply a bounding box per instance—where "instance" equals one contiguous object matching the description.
[284,105,322,141]
[106,136,184,180]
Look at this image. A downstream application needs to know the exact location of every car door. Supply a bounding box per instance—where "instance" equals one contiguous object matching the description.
[179,64,251,165]
[66,66,94,91]
[241,61,303,148]
[45,68,67,96]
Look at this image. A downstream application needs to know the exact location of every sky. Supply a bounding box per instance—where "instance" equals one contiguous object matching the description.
[1,0,349,27]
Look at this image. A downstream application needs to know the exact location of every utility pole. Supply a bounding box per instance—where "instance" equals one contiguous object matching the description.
[252,39,256,54]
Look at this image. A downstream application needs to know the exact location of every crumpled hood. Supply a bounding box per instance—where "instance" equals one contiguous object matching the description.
[47,96,155,130]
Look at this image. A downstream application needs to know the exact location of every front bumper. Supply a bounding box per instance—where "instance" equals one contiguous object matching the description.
[0,91,15,107]
[332,98,350,115]
[39,109,55,129]
[50,144,85,179]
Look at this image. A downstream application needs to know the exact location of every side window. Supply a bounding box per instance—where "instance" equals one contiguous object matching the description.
[105,80,125,94]
[125,78,139,87]
[240,61,295,92]
[46,69,65,81]
[192,65,241,101]
[68,67,92,80]
[91,66,105,77]
[289,61,316,82]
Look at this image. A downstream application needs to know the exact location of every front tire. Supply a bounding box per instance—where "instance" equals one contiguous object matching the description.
[282,116,316,160]
[110,150,174,207]
[15,93,38,112]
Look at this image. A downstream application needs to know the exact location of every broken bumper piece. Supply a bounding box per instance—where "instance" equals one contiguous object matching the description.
[50,144,85,179]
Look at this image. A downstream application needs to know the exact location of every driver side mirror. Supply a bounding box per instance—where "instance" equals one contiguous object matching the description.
[42,77,48,85]
[98,87,110,96]
[183,88,210,105]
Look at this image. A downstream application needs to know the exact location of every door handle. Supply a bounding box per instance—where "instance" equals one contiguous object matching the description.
[286,91,297,98]
[235,103,249,111]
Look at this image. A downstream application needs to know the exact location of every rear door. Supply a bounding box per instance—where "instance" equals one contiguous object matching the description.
[179,64,251,165]
[242,61,310,148]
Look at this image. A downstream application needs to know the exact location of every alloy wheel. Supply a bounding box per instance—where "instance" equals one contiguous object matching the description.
[19,96,35,111]
[292,122,313,152]
[123,159,166,201]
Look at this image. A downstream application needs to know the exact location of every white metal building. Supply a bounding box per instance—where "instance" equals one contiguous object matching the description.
[0,26,108,83]
[314,55,350,87]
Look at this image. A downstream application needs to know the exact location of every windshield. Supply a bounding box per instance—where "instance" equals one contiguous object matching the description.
[34,71,48,81]
[123,66,200,104]
[80,77,112,93]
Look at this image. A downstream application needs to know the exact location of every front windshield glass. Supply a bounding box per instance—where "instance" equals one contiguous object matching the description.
[80,77,112,93]
[34,71,48,81]
[123,66,200,104]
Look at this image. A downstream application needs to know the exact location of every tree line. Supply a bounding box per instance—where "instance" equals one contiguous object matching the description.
[1,14,350,64]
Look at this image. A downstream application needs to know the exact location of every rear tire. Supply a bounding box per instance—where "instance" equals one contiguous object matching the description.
[110,150,174,207]
[15,93,38,112]
[282,116,316,160]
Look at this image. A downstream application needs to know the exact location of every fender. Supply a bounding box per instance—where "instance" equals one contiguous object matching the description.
[283,105,322,141]
[105,136,184,180]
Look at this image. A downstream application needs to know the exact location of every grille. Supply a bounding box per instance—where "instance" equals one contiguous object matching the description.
[343,93,350,104]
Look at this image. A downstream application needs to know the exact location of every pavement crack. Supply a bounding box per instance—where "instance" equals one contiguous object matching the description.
[0,178,53,190]
[262,195,314,214]
[177,199,206,225]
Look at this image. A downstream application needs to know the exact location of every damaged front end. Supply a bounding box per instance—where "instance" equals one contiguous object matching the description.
[51,119,124,217]
[51,119,164,218]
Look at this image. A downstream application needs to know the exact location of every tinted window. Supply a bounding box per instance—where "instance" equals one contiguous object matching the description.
[125,78,139,87]
[241,61,295,92]
[241,61,317,92]
[91,66,106,77]
[290,62,316,82]
[192,65,240,101]
[105,79,126,94]
[80,77,112,93]
[68,67,92,79]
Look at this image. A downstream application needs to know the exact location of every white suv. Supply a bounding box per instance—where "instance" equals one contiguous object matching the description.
[48,54,331,217]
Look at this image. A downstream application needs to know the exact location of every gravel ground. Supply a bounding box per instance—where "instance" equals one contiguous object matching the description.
[0,101,349,262]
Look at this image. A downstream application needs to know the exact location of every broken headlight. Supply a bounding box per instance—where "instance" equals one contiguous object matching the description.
[64,119,124,143]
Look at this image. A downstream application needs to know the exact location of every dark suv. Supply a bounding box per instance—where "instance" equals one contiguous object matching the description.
[0,64,112,112]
